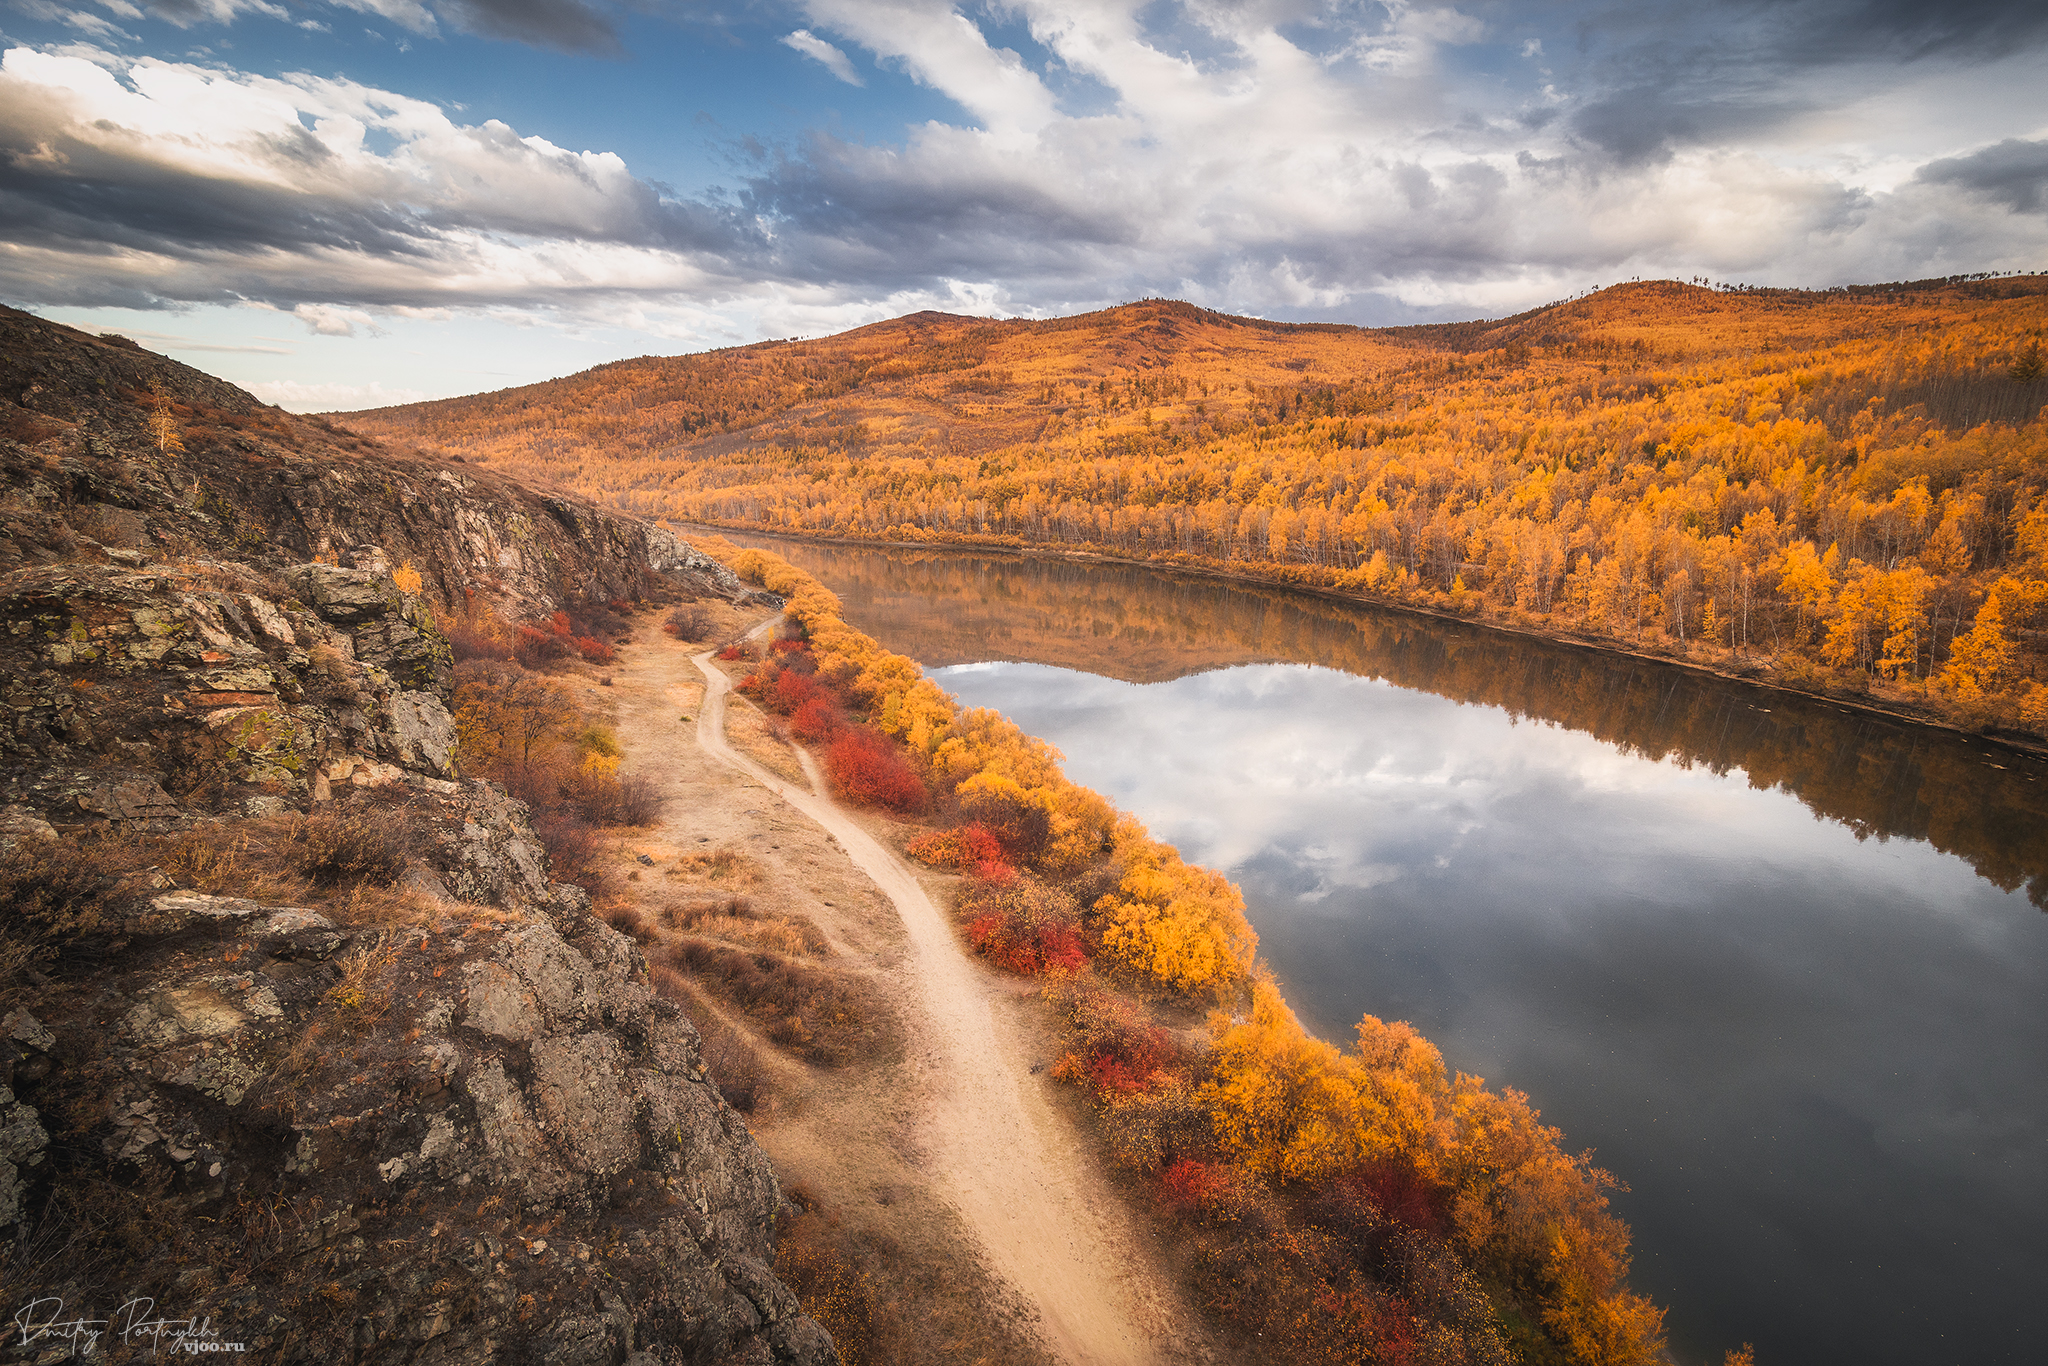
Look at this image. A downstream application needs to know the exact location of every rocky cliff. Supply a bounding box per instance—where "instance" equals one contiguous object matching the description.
[0,307,832,1364]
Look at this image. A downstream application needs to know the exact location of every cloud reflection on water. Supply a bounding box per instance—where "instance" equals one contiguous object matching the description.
[935,658,2047,1366]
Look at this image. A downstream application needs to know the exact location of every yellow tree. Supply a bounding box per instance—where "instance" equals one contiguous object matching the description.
[1202,980,1371,1181]
[1775,541,1835,647]
[1095,817,1258,992]
[1940,592,2014,699]
[147,379,185,453]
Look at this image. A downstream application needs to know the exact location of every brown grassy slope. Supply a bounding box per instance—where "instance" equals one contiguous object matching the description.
[339,299,1416,479]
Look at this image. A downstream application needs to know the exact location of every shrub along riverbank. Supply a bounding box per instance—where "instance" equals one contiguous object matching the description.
[703,537,1675,1366]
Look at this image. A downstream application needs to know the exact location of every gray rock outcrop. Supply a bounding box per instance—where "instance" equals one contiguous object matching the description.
[0,306,836,1365]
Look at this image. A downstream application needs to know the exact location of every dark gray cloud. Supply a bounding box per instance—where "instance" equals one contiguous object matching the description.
[1789,0,2048,63]
[435,0,624,56]
[0,56,767,312]
[1917,138,2048,215]
[1567,89,1808,165]
[1546,0,2048,163]
[733,133,1138,291]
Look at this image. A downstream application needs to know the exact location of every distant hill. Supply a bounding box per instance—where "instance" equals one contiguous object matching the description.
[340,278,2048,737]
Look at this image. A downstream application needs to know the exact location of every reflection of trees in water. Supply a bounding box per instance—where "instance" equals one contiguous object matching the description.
[737,535,2048,910]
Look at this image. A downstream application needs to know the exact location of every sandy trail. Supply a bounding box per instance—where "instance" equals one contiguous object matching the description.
[679,634,1179,1366]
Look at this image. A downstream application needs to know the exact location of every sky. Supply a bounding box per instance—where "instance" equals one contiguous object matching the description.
[1,1,2045,410]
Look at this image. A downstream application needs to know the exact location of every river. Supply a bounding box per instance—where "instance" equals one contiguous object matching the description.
[717,532,2048,1366]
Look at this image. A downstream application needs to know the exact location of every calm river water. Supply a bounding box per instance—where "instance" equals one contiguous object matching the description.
[721,533,2048,1366]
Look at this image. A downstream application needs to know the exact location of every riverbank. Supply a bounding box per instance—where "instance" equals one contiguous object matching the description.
[694,538,1677,1366]
[678,520,2048,762]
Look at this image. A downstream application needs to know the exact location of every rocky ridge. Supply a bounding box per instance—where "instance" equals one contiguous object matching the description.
[0,308,831,1364]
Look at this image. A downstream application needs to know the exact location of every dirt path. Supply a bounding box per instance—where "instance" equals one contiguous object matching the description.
[599,622,1199,1365]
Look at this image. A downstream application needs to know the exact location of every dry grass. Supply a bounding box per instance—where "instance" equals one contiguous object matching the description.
[0,808,438,974]
[305,643,369,706]
[293,807,417,887]
[774,1190,1052,1366]
[328,882,434,928]
[157,823,311,904]
[694,917,812,956]
[261,1021,331,1115]
[0,835,117,986]
[657,895,826,955]
[649,967,768,1113]
[667,845,764,885]
[324,935,398,1033]
[725,697,808,785]
[653,937,882,1067]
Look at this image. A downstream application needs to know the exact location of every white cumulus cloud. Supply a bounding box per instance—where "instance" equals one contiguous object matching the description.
[781,28,863,85]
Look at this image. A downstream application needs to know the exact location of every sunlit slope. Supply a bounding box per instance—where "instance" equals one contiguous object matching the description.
[349,300,1415,482]
[344,277,2048,735]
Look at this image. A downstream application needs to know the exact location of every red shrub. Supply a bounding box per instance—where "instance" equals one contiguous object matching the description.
[1071,1022,1176,1096]
[825,729,926,813]
[1038,922,1087,972]
[549,610,572,637]
[1160,1159,1228,1210]
[573,635,615,664]
[966,913,1007,954]
[963,909,1084,976]
[1090,1054,1150,1095]
[769,637,811,657]
[790,696,842,743]
[1323,1162,1448,1238]
[972,856,1018,887]
[515,624,570,666]
[771,669,822,716]
[717,644,751,661]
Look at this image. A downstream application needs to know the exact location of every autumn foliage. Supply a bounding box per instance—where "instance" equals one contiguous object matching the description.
[354,278,2048,738]
[693,538,1669,1364]
[1042,973,1664,1365]
[714,538,1256,992]
[443,597,656,885]
[823,730,927,813]
[695,540,1670,1364]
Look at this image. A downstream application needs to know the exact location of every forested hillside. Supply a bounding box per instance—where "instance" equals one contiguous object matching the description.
[343,276,2048,735]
